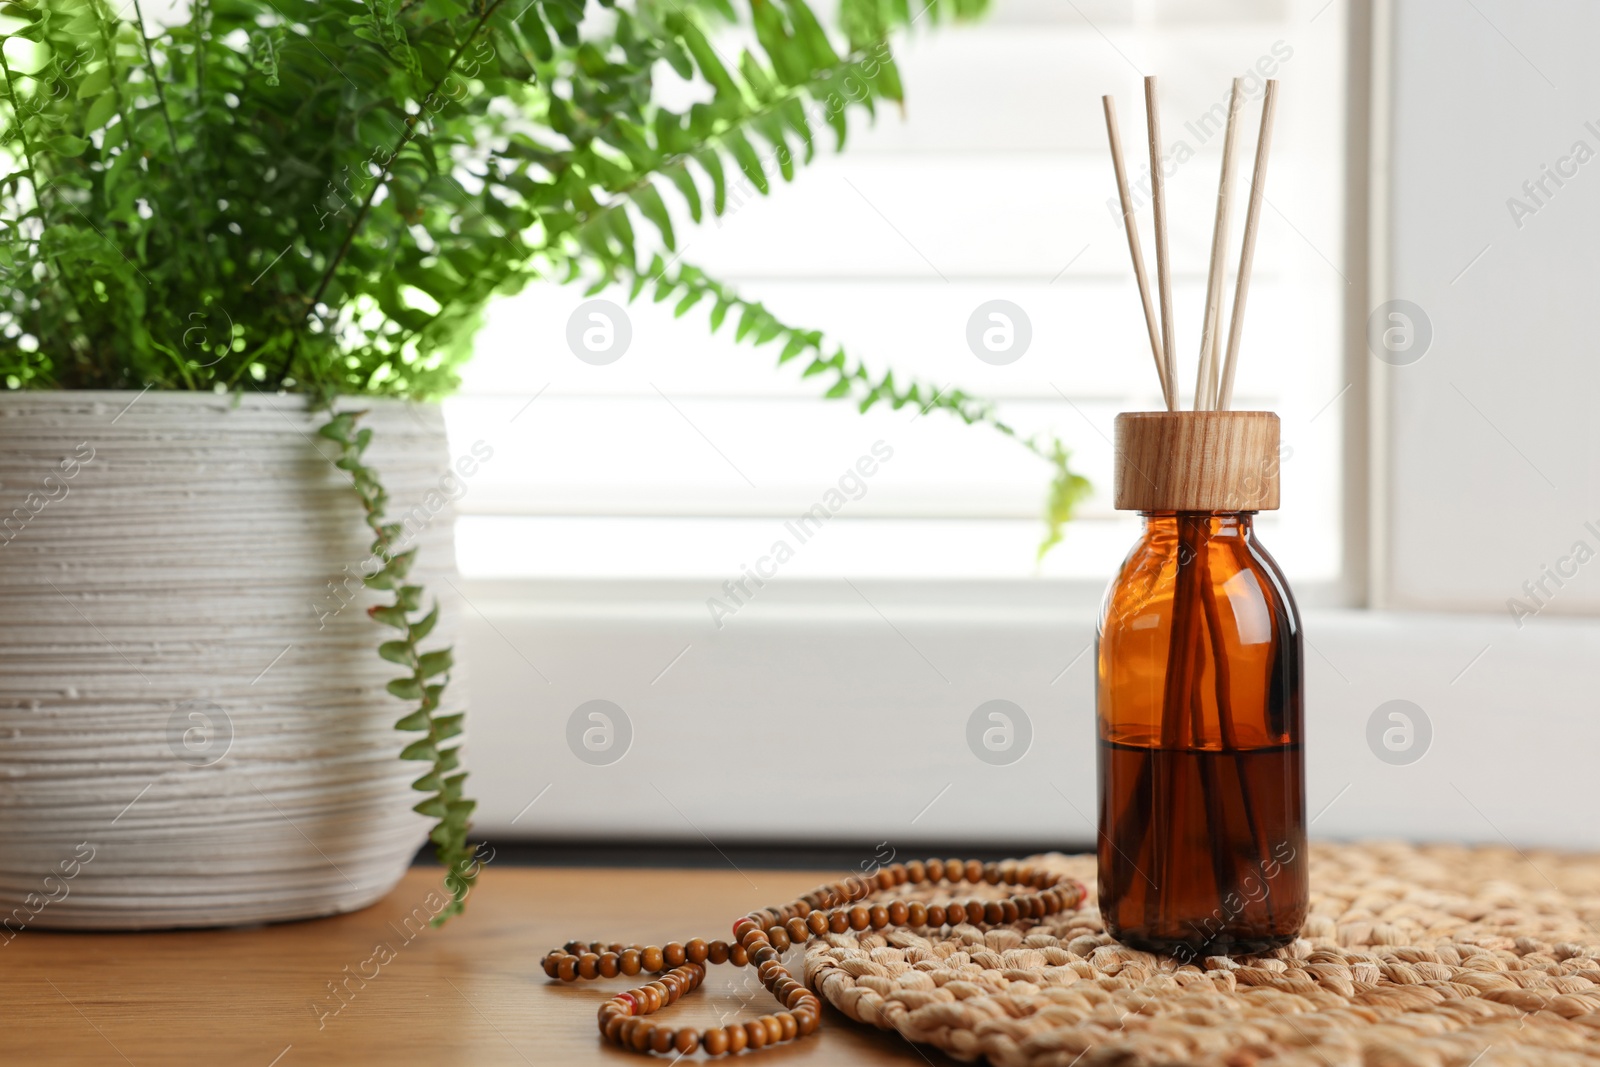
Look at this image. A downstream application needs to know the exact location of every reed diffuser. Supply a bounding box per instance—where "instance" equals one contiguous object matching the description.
[1095,76,1307,958]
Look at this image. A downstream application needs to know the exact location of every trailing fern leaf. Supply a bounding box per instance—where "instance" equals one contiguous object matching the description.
[619,254,1094,555]
[317,409,478,923]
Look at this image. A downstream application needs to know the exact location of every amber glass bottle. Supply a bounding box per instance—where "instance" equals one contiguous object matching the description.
[1096,412,1306,959]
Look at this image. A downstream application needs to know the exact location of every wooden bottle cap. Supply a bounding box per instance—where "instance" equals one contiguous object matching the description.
[1113,411,1280,512]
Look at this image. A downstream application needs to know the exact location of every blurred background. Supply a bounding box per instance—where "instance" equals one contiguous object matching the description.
[444,0,1600,856]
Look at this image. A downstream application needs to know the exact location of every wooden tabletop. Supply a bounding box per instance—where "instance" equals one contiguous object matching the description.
[0,866,954,1066]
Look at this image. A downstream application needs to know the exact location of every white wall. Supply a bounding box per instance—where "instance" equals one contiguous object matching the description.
[1384,1,1600,617]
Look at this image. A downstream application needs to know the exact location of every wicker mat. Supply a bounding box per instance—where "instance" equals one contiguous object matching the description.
[804,843,1600,1066]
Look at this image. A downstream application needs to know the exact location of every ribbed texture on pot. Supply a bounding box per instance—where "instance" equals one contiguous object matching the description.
[0,392,463,929]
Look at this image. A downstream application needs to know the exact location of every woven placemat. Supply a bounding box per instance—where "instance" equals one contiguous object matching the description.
[805,843,1600,1066]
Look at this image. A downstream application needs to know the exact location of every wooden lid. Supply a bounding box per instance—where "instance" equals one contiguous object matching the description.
[1113,411,1280,512]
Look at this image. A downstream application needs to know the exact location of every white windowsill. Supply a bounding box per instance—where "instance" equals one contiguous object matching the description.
[452,579,1595,850]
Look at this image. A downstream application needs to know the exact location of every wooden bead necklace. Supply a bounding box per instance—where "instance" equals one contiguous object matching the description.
[542,857,1088,1056]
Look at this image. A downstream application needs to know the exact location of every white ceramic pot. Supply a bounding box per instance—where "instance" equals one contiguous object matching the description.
[0,392,466,929]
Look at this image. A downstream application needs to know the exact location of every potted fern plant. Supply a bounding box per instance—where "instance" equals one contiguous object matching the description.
[0,0,1088,928]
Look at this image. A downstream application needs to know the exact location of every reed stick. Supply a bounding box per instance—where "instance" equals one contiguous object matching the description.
[1190,539,1241,921]
[1149,514,1204,936]
[1196,536,1278,927]
[1102,95,1175,411]
[1218,79,1278,412]
[1204,292,1222,408]
[1195,79,1245,412]
[1143,76,1178,406]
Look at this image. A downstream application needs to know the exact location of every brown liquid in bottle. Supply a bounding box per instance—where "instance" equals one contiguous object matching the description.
[1096,513,1306,958]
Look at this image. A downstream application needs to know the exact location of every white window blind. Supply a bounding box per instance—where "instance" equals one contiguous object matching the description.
[445,0,1350,586]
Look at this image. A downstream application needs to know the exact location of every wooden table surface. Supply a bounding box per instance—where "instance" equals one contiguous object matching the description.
[1,866,957,1066]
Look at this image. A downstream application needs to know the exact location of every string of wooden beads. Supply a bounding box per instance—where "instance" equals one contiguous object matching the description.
[541,857,1088,1057]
